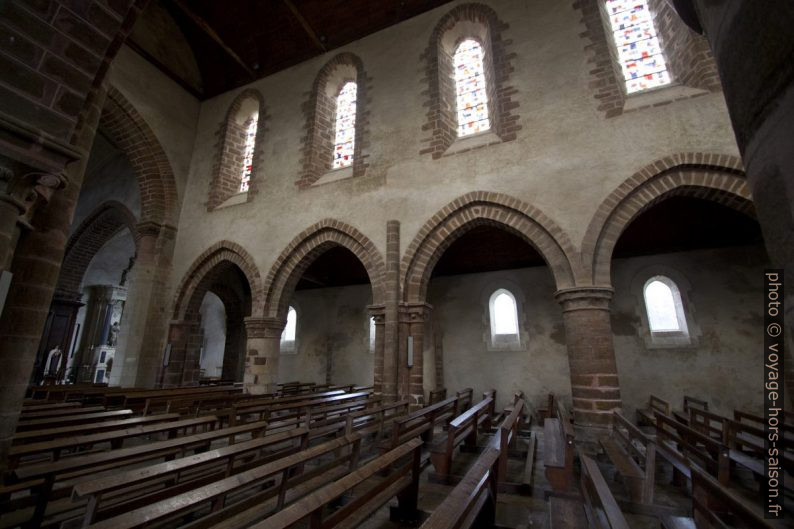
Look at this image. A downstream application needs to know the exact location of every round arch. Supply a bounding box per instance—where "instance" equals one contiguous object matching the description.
[581,153,753,286]
[401,191,579,303]
[57,200,138,298]
[172,241,263,321]
[262,219,386,319]
[100,86,180,227]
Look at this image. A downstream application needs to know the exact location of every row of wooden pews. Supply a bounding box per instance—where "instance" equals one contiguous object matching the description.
[5,382,486,529]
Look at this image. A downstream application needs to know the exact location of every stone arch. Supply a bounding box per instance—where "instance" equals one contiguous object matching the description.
[402,191,579,303]
[172,241,263,321]
[582,153,753,286]
[296,53,371,187]
[262,219,386,319]
[208,88,268,209]
[57,201,138,299]
[100,86,179,227]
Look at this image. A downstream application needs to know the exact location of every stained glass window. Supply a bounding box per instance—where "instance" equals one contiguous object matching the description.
[333,82,357,169]
[239,113,258,192]
[605,0,671,93]
[454,39,490,137]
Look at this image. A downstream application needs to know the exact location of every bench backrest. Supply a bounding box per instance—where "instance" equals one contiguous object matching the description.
[429,387,447,404]
[654,410,729,484]
[580,453,631,529]
[556,400,574,441]
[455,387,473,412]
[389,396,458,447]
[648,395,671,415]
[497,398,524,479]
[682,395,708,413]
[420,436,501,529]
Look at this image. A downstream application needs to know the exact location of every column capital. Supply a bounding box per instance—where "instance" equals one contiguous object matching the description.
[367,304,386,323]
[399,301,433,323]
[244,316,286,338]
[555,286,614,312]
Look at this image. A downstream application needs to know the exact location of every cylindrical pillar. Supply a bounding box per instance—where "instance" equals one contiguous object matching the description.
[383,220,401,400]
[555,287,622,432]
[244,317,285,395]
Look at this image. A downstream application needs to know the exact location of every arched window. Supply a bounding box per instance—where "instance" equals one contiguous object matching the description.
[454,39,490,137]
[332,82,357,169]
[643,276,688,335]
[281,306,297,352]
[489,288,520,346]
[369,316,376,353]
[239,113,258,192]
[605,0,671,93]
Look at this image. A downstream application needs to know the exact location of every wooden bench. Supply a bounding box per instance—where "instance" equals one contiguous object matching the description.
[600,410,655,504]
[382,395,460,452]
[74,427,311,525]
[7,415,218,468]
[251,437,423,528]
[420,435,501,529]
[429,391,495,482]
[234,390,372,424]
[429,387,447,405]
[544,400,575,493]
[537,392,555,424]
[86,433,366,529]
[15,408,134,432]
[654,410,729,485]
[17,405,106,421]
[548,453,630,529]
[12,413,181,444]
[734,409,794,446]
[455,387,473,414]
[496,396,534,491]
[637,394,671,426]
[673,395,708,424]
[690,465,786,529]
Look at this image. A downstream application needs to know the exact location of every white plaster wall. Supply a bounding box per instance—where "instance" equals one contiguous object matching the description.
[166,0,739,302]
[611,244,768,419]
[199,292,226,378]
[278,284,374,387]
[109,45,201,205]
[428,267,571,413]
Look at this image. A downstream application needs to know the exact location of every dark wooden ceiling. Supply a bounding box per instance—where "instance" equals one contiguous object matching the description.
[135,0,454,99]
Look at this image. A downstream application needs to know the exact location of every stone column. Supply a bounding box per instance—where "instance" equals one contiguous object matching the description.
[383,220,401,400]
[244,317,285,395]
[0,89,104,471]
[368,304,385,394]
[399,302,432,410]
[112,222,177,388]
[555,287,622,435]
[672,1,794,406]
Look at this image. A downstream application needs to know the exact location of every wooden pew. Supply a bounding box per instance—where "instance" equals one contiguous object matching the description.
[73,427,310,525]
[455,387,474,413]
[382,394,460,452]
[12,413,181,444]
[690,465,786,529]
[420,435,501,529]
[537,392,555,424]
[548,453,630,529]
[734,409,794,446]
[429,387,447,405]
[15,409,133,431]
[20,401,80,410]
[654,411,729,485]
[7,415,218,469]
[119,386,241,412]
[85,433,366,529]
[673,395,708,424]
[496,396,534,491]
[252,437,423,528]
[544,400,575,493]
[234,390,372,424]
[429,391,495,482]
[18,405,106,421]
[600,410,655,504]
[637,394,671,426]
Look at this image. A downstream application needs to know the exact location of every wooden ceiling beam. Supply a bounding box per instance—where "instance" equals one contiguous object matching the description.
[282,0,327,52]
[168,0,256,79]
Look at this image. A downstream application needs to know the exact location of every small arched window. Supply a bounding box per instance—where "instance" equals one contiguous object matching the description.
[239,113,258,192]
[454,39,490,137]
[489,288,519,346]
[333,82,357,169]
[643,276,688,336]
[604,0,671,93]
[281,306,297,352]
[369,316,376,353]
